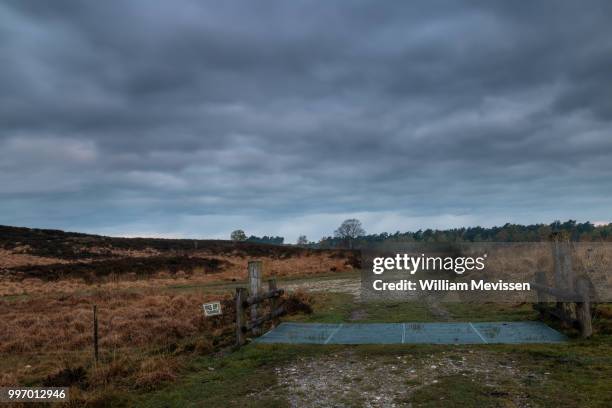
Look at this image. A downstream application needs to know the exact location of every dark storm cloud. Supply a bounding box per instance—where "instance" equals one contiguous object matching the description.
[1,0,611,240]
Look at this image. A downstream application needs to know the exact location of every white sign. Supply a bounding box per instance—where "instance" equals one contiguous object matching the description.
[203,302,222,317]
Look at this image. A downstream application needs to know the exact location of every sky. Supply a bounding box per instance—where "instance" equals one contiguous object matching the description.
[1,1,611,243]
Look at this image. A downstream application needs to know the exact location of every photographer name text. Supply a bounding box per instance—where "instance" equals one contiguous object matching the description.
[372,279,530,291]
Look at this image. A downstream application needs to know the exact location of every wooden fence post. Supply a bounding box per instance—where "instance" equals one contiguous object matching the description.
[93,305,99,363]
[552,238,575,319]
[235,288,246,346]
[248,261,263,336]
[575,277,592,338]
[268,278,278,328]
[534,271,546,315]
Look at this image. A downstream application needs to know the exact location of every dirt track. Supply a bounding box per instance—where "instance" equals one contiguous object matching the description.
[272,349,537,408]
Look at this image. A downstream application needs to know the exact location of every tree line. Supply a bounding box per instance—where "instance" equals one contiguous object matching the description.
[230,229,284,245]
[232,219,612,248]
[318,219,612,248]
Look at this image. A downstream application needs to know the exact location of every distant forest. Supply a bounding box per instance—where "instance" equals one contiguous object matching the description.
[245,235,284,245]
[317,220,612,248]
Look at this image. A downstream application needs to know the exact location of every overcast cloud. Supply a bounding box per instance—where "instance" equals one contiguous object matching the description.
[1,0,611,242]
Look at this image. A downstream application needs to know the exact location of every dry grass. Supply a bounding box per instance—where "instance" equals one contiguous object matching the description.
[443,243,612,303]
[134,356,182,390]
[0,257,317,398]
[0,372,18,386]
[0,290,235,354]
[0,239,354,403]
[0,248,71,268]
[0,252,354,296]
[0,247,344,398]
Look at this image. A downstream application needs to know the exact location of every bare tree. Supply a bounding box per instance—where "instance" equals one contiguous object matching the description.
[297,235,308,246]
[230,229,247,241]
[334,219,365,248]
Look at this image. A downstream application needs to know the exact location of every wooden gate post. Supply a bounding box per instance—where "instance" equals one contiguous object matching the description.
[268,278,279,328]
[575,277,592,338]
[248,261,263,336]
[235,287,246,346]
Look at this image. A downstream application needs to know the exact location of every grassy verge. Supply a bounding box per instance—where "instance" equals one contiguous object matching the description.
[136,345,336,407]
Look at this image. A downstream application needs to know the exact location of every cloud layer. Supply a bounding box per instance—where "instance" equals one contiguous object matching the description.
[1,1,611,242]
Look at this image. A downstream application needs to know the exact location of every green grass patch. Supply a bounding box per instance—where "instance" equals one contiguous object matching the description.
[136,344,338,408]
[411,374,510,407]
[444,302,539,321]
[284,292,355,323]
[284,293,435,323]
[359,300,434,322]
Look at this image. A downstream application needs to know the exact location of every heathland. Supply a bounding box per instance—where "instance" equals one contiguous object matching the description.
[1,225,611,407]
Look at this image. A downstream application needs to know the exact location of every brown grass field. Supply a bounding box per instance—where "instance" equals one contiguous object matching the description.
[0,234,350,404]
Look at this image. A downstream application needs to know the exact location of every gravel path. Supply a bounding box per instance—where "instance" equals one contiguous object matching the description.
[273,349,537,408]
